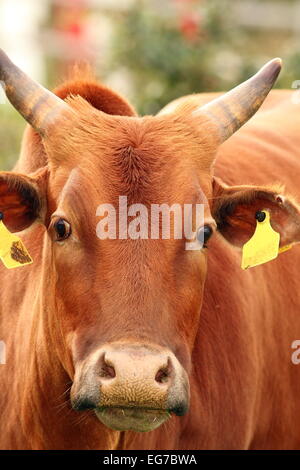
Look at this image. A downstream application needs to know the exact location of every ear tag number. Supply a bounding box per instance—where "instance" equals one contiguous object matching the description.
[0,217,33,269]
[241,210,280,270]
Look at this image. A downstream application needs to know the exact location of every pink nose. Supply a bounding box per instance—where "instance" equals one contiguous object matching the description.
[72,343,189,418]
[97,345,173,408]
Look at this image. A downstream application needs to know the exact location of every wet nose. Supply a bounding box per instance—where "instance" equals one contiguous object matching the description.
[72,343,190,421]
[90,343,189,415]
[98,345,174,408]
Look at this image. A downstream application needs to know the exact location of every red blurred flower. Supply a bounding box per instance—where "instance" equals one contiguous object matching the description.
[179,13,201,42]
[68,22,83,38]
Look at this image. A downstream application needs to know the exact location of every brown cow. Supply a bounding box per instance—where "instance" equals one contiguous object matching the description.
[1,50,300,450]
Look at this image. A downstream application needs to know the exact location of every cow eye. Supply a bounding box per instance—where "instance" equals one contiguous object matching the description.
[196,225,213,247]
[53,218,71,241]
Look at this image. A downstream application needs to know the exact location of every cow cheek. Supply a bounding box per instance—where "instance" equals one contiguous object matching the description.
[49,255,93,374]
[173,254,207,362]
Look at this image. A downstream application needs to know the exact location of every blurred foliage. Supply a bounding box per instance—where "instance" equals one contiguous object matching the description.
[108,0,262,114]
[0,104,25,170]
[285,52,300,88]
[108,0,300,114]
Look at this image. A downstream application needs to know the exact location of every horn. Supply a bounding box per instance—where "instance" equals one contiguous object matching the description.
[0,49,71,135]
[196,58,282,142]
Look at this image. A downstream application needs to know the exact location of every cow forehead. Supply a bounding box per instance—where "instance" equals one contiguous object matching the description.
[50,115,213,208]
[52,161,211,219]
[48,108,213,174]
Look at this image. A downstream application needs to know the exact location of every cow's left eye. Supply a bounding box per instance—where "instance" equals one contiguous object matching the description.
[53,218,71,241]
[196,225,213,247]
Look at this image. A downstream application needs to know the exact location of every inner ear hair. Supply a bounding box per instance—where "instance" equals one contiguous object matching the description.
[0,168,48,231]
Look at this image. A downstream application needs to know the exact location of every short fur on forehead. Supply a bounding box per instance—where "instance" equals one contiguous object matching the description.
[46,93,218,184]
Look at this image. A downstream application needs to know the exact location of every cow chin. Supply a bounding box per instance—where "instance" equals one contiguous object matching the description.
[95,407,171,432]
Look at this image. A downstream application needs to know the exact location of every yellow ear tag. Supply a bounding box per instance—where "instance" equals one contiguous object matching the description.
[279,244,292,254]
[241,210,280,270]
[0,219,33,269]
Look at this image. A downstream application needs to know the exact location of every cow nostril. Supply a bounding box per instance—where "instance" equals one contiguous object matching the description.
[101,364,115,378]
[155,367,170,384]
[155,357,172,384]
[99,353,116,379]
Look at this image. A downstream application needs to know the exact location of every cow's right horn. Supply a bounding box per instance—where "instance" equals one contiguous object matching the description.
[196,58,282,142]
[0,49,71,136]
[159,58,282,145]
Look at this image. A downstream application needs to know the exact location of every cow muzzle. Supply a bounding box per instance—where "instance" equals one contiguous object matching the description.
[71,343,190,432]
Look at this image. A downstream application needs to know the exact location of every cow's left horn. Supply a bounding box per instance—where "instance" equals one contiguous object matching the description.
[0,49,71,135]
[197,58,282,142]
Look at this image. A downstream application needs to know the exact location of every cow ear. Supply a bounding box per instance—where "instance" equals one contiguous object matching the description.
[0,167,47,232]
[212,176,300,248]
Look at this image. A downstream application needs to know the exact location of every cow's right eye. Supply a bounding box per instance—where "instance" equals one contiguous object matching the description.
[53,218,71,241]
[196,225,213,247]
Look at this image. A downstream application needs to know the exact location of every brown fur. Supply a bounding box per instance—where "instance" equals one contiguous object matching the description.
[1,69,300,449]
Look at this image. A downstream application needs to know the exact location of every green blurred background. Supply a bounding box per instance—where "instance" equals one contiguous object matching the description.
[1,0,300,170]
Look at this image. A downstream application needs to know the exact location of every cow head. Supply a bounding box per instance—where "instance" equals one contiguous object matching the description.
[2,50,300,433]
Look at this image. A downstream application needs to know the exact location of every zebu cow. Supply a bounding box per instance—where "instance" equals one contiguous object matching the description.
[1,49,300,450]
